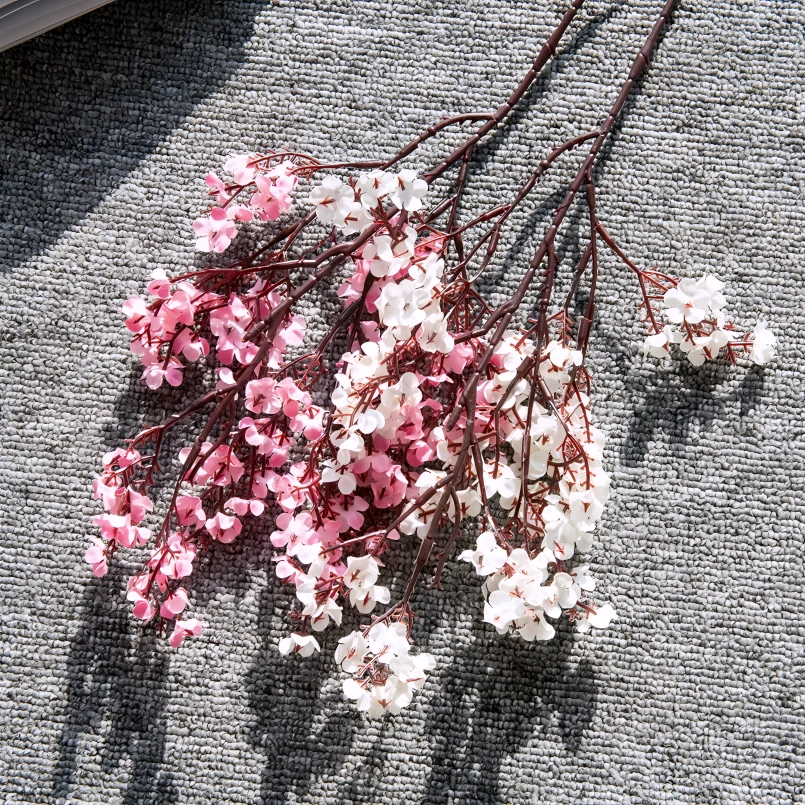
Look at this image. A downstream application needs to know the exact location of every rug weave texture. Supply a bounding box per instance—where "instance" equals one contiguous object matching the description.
[0,1,803,803]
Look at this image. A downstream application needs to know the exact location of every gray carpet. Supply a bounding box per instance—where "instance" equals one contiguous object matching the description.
[1,0,803,802]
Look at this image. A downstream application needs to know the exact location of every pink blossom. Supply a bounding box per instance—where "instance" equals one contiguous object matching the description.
[93,513,150,549]
[370,463,408,509]
[146,534,197,588]
[226,497,250,516]
[91,481,150,523]
[315,518,342,548]
[123,296,152,334]
[169,618,203,648]
[225,497,265,517]
[92,477,122,512]
[331,495,370,532]
[442,340,474,374]
[245,378,281,415]
[229,203,255,223]
[205,172,228,203]
[290,405,325,441]
[102,446,141,470]
[179,443,244,486]
[127,589,156,621]
[163,533,197,579]
[215,367,237,391]
[250,469,272,499]
[141,353,184,390]
[209,296,252,360]
[337,263,368,305]
[271,511,316,550]
[275,377,309,417]
[364,277,388,313]
[175,495,206,529]
[360,321,380,342]
[276,315,306,350]
[239,417,291,464]
[173,329,209,362]
[205,512,243,543]
[224,155,256,184]
[252,165,297,220]
[194,207,238,253]
[147,269,172,299]
[274,556,303,584]
[159,587,189,619]
[83,537,108,577]
[127,489,153,524]
[161,286,198,328]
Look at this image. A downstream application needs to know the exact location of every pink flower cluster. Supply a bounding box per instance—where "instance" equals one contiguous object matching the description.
[123,271,306,390]
[194,156,297,253]
[90,171,351,645]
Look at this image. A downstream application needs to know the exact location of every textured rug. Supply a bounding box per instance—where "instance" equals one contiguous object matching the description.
[1,0,803,803]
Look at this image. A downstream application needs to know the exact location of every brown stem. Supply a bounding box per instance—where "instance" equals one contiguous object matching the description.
[423,0,586,184]
[446,0,678,429]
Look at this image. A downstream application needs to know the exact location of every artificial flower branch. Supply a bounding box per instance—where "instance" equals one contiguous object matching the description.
[88,0,776,718]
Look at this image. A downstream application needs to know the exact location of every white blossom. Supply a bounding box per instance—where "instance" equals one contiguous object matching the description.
[337,622,435,718]
[642,325,677,359]
[308,175,354,227]
[458,531,507,576]
[663,277,719,324]
[343,555,380,589]
[356,169,396,209]
[335,631,369,673]
[575,602,618,633]
[390,169,428,211]
[749,321,776,365]
[348,583,391,614]
[278,632,321,657]
[341,201,374,234]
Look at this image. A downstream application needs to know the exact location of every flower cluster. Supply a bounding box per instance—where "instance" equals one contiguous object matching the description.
[92,178,342,644]
[461,535,615,639]
[193,155,298,253]
[641,274,776,366]
[123,271,308,394]
[336,623,436,718]
[89,0,779,720]
[309,168,428,233]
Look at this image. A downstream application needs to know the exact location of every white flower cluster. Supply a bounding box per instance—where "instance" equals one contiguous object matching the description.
[460,534,616,639]
[308,168,428,232]
[376,251,454,353]
[482,334,611,559]
[643,274,776,366]
[325,234,453,496]
[456,332,615,636]
[342,555,390,614]
[336,622,436,718]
